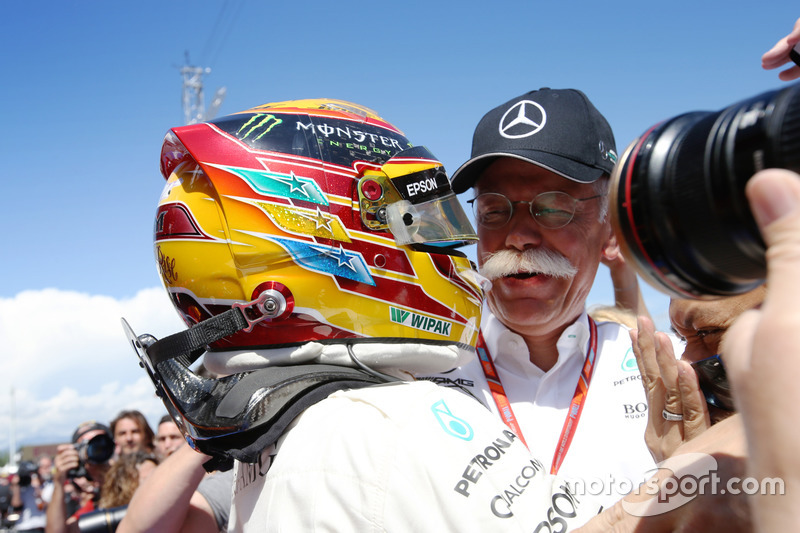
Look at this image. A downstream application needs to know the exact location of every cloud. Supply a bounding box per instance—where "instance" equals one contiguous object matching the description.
[0,287,186,448]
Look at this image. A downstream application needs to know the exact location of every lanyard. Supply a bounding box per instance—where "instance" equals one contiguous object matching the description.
[475,317,599,475]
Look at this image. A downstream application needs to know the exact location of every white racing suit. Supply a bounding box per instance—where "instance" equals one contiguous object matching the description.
[227,380,603,531]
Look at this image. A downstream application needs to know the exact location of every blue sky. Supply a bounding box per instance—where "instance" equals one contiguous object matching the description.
[1,1,797,449]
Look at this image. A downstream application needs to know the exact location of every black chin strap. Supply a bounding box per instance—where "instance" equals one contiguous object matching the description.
[147,307,247,367]
[147,290,289,366]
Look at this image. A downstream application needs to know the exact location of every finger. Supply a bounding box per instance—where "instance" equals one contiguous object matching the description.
[676,359,711,440]
[631,321,667,433]
[632,316,663,386]
[723,310,761,407]
[631,327,671,459]
[653,332,682,417]
[729,170,800,417]
[762,38,793,69]
[779,64,800,81]
[58,458,79,473]
[745,170,800,314]
[762,18,800,69]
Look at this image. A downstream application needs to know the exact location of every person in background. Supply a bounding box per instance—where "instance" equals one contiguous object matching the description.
[46,422,114,533]
[97,451,159,509]
[630,286,766,462]
[9,460,46,533]
[110,410,154,456]
[36,457,54,507]
[0,472,11,527]
[154,415,185,462]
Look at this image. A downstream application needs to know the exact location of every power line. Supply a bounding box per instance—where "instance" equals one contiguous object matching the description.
[199,0,245,69]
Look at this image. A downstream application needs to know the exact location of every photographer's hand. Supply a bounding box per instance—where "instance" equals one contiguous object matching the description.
[632,316,710,463]
[724,168,800,532]
[762,17,800,80]
[46,444,81,533]
[52,444,79,485]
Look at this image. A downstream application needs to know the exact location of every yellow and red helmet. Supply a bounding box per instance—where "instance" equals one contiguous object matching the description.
[155,99,483,358]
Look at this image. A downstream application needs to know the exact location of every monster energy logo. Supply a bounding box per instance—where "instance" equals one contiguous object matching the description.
[390,307,452,337]
[238,114,283,141]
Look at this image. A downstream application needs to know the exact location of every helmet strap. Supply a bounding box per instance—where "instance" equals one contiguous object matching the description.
[146,293,278,367]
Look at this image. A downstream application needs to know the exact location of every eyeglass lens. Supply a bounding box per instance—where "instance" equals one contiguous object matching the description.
[471,192,580,229]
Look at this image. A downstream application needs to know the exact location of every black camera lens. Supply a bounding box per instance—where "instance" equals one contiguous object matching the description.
[611,82,800,298]
[84,433,115,464]
[69,433,116,478]
[76,505,128,533]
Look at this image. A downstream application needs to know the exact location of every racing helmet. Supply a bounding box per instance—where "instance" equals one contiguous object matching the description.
[155,98,482,355]
[123,99,484,462]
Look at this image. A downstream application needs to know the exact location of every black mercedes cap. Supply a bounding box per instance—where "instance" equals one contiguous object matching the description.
[451,88,617,193]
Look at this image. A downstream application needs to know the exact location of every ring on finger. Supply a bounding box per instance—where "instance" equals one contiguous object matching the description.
[662,409,683,421]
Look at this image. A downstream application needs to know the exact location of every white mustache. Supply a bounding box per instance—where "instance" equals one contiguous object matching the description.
[479,248,578,281]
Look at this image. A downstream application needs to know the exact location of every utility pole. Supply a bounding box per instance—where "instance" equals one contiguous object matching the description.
[180,52,226,125]
[9,387,16,468]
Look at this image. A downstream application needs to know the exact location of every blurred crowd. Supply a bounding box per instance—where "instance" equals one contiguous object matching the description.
[0,408,230,533]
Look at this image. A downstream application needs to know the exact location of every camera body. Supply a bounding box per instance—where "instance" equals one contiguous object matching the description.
[611,82,800,298]
[16,461,37,487]
[68,433,115,479]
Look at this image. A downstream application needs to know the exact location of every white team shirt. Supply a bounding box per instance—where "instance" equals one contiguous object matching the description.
[418,307,657,508]
[228,380,602,532]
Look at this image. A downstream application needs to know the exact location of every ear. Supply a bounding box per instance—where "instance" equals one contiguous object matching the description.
[600,224,620,262]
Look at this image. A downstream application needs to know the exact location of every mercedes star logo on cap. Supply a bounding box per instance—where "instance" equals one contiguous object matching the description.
[498,100,546,139]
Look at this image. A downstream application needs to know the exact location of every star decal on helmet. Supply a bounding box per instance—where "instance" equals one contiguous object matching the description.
[218,164,328,205]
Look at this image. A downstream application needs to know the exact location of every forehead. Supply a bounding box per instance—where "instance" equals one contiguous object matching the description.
[669,288,766,328]
[157,421,180,434]
[115,417,139,430]
[474,157,591,196]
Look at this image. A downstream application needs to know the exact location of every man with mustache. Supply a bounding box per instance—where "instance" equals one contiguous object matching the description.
[420,88,655,507]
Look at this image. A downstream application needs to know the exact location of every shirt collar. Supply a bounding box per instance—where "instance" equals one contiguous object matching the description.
[482,305,591,376]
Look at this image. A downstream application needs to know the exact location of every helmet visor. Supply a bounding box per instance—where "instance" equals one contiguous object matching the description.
[379,146,477,247]
[386,192,477,247]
